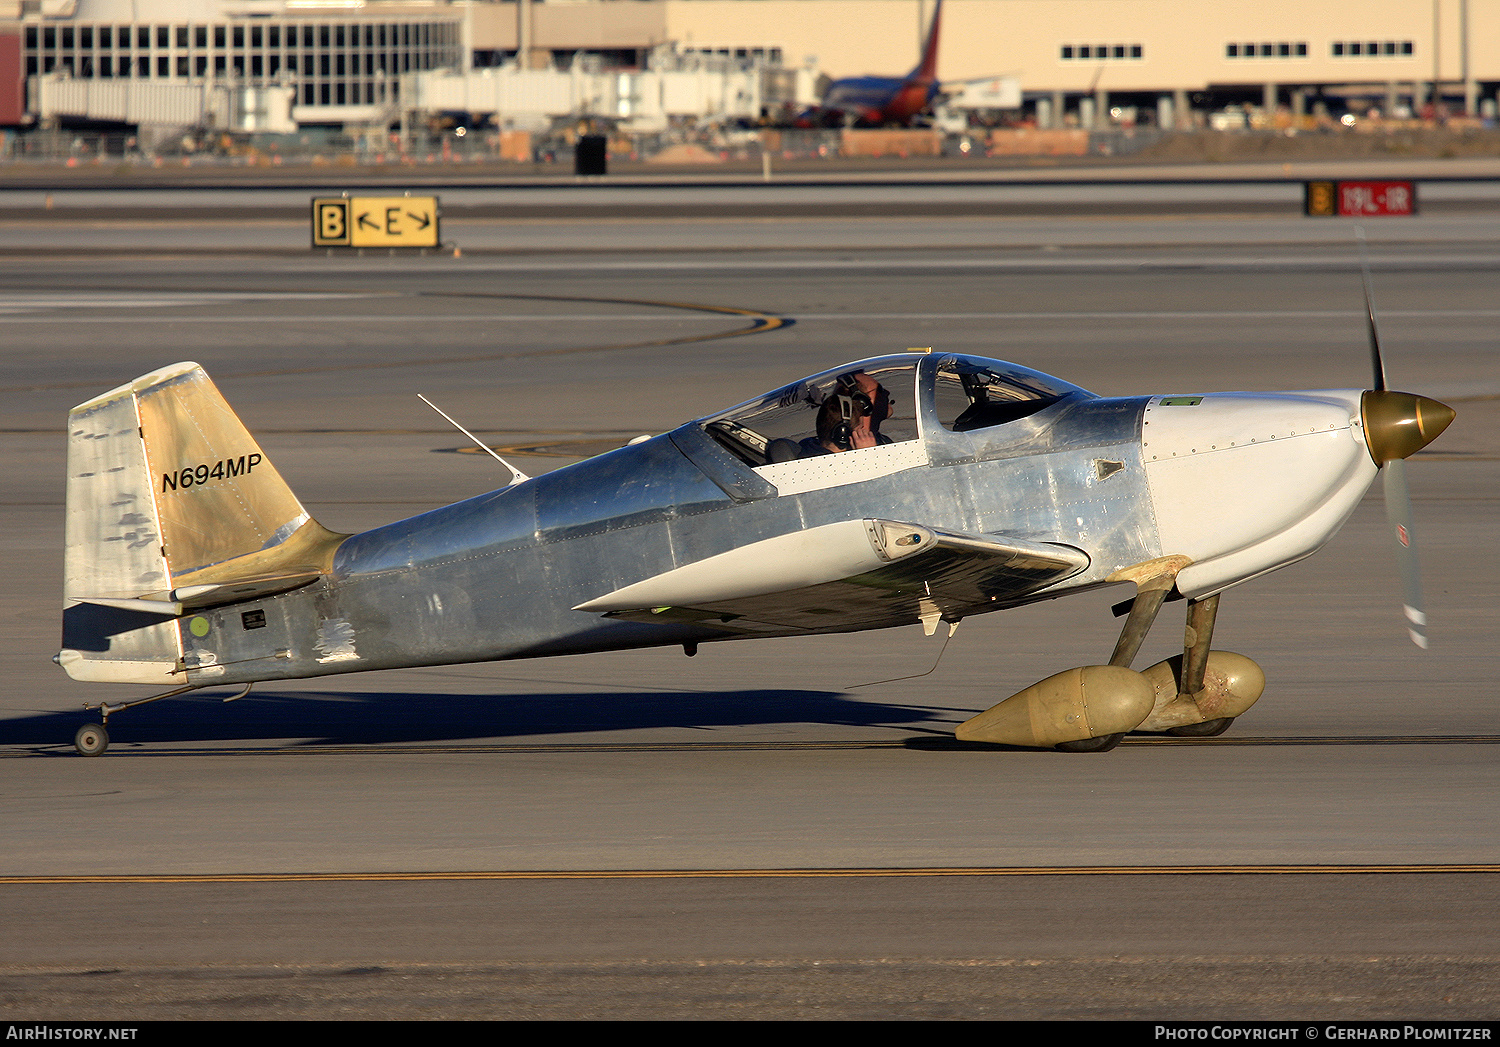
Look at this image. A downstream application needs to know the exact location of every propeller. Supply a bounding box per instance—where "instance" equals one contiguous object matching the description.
[1355,230,1455,647]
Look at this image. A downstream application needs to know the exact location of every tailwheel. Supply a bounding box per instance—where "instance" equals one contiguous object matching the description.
[74,722,109,757]
[1167,717,1234,737]
[1056,732,1125,753]
[69,684,201,757]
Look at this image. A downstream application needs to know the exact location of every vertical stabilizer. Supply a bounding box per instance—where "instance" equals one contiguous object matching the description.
[60,363,344,683]
[909,0,943,83]
[135,364,309,577]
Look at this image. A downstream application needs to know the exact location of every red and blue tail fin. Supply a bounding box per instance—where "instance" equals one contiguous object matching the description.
[907,0,943,84]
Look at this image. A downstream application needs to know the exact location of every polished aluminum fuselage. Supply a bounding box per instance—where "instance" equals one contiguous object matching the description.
[179,390,1155,687]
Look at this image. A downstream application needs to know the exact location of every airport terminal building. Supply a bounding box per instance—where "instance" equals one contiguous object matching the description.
[1,0,1496,134]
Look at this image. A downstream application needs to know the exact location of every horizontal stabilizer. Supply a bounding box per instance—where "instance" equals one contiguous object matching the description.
[72,571,326,618]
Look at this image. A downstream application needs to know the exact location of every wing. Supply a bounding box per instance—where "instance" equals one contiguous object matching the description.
[574,518,1089,636]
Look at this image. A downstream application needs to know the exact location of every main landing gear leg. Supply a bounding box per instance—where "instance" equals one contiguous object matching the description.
[1054,562,1179,752]
[1132,590,1266,735]
[1109,586,1169,669]
[1165,594,1235,736]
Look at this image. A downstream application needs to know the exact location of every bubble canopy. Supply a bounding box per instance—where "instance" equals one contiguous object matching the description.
[698,354,1091,468]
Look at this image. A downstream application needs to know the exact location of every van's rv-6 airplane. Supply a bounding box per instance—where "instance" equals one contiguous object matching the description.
[800,0,944,126]
[60,297,1453,756]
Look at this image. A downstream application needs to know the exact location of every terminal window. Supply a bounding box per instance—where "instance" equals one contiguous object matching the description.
[21,17,460,113]
[1332,41,1415,57]
[1060,44,1143,60]
[1226,42,1308,58]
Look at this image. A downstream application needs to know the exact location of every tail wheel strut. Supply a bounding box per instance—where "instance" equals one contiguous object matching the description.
[73,682,245,756]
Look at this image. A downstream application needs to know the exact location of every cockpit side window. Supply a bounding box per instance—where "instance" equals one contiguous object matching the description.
[933,357,1075,433]
[702,362,920,468]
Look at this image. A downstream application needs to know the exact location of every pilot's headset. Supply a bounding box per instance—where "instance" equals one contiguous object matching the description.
[831,373,891,448]
[814,385,858,452]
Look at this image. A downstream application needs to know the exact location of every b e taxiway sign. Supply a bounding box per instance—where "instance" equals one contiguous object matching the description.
[312,196,441,248]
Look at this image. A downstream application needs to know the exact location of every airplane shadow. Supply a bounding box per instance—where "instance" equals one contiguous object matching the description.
[0,687,955,751]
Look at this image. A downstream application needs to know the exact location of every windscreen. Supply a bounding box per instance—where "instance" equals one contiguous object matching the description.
[932,356,1081,433]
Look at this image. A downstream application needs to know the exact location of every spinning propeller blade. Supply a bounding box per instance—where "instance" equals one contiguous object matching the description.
[1381,458,1428,648]
[1355,231,1453,647]
[1358,228,1388,392]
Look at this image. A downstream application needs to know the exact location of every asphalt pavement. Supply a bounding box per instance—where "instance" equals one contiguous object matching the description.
[1,181,1496,1018]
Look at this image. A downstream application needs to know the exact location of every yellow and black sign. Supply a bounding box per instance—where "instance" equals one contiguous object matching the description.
[1304,181,1336,217]
[311,196,441,248]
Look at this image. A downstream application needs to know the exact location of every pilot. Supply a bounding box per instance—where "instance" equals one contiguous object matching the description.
[799,371,893,456]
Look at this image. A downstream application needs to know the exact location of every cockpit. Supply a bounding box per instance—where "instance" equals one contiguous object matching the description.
[700,353,1089,475]
[702,358,920,467]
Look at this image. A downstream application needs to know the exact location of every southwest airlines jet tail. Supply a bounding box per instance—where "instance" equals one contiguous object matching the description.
[800,0,943,127]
